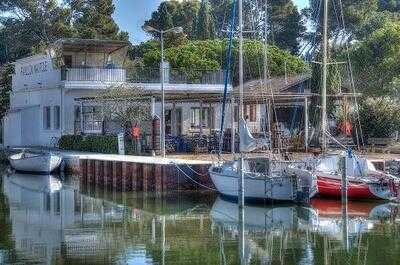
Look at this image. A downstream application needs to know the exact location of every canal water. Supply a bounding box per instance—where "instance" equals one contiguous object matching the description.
[1,169,400,264]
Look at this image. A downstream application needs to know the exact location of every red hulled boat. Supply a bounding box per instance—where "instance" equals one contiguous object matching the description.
[314,154,400,200]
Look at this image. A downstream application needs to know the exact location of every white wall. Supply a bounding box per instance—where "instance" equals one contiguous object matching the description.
[21,106,40,146]
[3,112,22,147]
[153,102,264,135]
[12,54,61,91]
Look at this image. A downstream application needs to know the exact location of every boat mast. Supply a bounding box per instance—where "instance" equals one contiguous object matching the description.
[321,0,329,152]
[239,0,244,119]
[238,0,245,264]
[263,0,272,150]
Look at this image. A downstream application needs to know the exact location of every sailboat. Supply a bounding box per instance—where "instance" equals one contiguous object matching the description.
[209,0,318,203]
[307,0,400,200]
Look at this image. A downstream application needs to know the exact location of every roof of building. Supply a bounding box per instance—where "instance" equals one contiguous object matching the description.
[232,74,311,97]
[75,73,360,104]
[51,38,131,54]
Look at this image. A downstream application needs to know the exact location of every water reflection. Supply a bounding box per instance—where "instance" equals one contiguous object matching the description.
[0,171,400,264]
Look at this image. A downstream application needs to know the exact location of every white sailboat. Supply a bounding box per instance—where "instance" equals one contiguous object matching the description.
[209,0,318,202]
[9,151,62,173]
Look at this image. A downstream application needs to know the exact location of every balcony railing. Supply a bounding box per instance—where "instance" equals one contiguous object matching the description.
[61,67,126,82]
[61,66,226,85]
[127,68,226,85]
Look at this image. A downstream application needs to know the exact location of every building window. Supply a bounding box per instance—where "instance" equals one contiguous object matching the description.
[63,55,72,68]
[191,107,213,128]
[248,105,257,122]
[54,106,61,130]
[234,105,257,122]
[74,106,102,134]
[234,106,239,122]
[43,106,51,130]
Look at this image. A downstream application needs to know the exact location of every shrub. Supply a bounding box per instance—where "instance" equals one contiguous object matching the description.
[359,97,400,139]
[59,135,118,154]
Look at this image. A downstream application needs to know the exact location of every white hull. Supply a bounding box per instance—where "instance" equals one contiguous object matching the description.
[210,172,296,201]
[9,152,62,173]
[209,159,318,202]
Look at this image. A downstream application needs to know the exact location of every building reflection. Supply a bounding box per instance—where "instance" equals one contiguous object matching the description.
[0,172,400,265]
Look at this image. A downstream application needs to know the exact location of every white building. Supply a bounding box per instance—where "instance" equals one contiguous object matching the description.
[3,38,311,148]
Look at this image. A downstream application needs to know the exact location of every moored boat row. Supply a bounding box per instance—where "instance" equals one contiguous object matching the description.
[209,152,400,203]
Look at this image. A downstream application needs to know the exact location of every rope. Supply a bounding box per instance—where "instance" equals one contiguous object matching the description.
[325,130,347,149]
[182,163,210,177]
[171,162,217,191]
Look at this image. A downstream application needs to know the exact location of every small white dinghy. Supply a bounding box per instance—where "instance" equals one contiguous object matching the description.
[9,151,62,173]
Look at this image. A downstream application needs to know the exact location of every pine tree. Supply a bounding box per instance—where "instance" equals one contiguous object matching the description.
[196,0,216,40]
[158,2,174,31]
[71,0,128,40]
[269,0,305,54]
[0,0,76,62]
[144,1,200,39]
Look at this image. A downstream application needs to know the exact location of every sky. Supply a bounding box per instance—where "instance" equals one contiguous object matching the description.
[113,0,309,44]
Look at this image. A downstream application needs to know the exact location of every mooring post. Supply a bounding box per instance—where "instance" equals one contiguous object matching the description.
[162,165,169,191]
[238,156,245,265]
[152,218,156,244]
[162,216,166,265]
[304,97,309,152]
[122,162,128,192]
[143,164,149,192]
[79,159,87,178]
[90,160,96,184]
[103,161,110,187]
[131,163,138,191]
[341,154,349,251]
[155,164,163,197]
[112,161,117,189]
[94,160,101,185]
[230,96,235,154]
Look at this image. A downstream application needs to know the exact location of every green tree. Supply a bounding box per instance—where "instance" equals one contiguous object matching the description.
[0,64,13,119]
[306,0,400,43]
[270,0,306,54]
[208,0,233,37]
[350,21,400,96]
[378,0,400,12]
[359,97,400,138]
[0,0,75,63]
[306,0,380,41]
[135,39,308,84]
[145,0,304,53]
[195,0,216,40]
[69,0,128,40]
[144,0,200,39]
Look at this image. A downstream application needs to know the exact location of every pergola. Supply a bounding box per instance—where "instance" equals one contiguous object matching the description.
[75,74,361,152]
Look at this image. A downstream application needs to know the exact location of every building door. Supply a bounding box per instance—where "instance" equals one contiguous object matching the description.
[165,108,182,136]
[175,108,182,135]
[165,110,172,135]
[64,55,72,68]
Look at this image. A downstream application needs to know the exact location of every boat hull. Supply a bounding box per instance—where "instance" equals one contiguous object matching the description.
[317,175,392,200]
[210,171,317,202]
[9,153,62,173]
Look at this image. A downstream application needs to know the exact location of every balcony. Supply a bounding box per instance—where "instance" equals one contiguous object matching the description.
[61,67,126,82]
[127,68,225,85]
